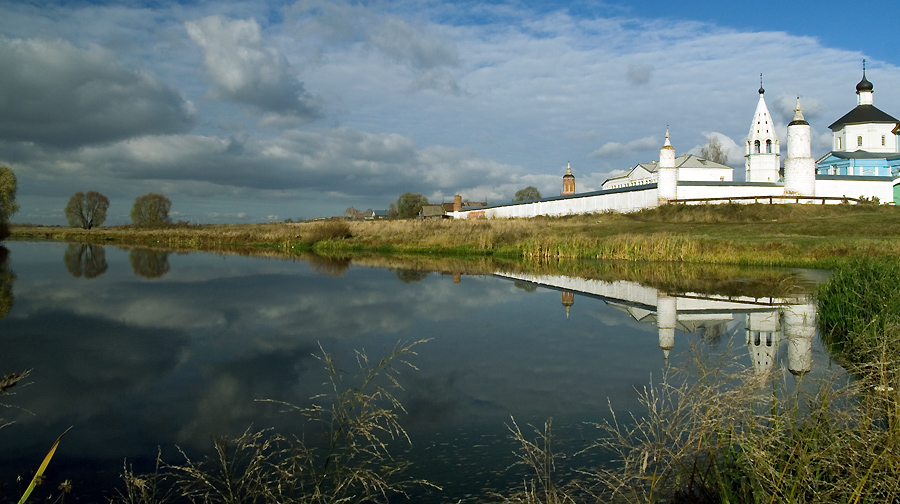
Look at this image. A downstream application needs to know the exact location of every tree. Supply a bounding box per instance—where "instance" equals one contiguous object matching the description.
[130,193,171,227]
[0,166,18,240]
[344,206,361,219]
[700,136,729,165]
[65,191,110,229]
[513,186,542,202]
[396,192,428,219]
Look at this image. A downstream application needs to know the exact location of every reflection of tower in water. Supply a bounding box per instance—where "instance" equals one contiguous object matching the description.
[746,310,782,376]
[785,303,816,377]
[561,291,574,318]
[657,294,676,360]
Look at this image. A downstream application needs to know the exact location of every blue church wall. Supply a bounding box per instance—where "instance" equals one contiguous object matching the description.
[816,155,900,177]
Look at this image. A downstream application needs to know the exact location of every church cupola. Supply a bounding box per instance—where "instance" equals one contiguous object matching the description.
[745,75,781,183]
[826,61,900,155]
[857,61,874,106]
[562,162,575,195]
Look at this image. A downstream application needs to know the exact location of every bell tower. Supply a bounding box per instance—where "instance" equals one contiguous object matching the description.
[745,75,781,182]
[562,163,575,195]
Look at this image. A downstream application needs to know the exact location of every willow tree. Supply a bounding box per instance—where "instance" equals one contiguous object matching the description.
[513,186,542,202]
[65,191,110,229]
[130,193,171,227]
[396,192,428,219]
[0,166,18,240]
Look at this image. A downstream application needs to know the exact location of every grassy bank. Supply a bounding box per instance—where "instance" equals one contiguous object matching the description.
[11,202,900,267]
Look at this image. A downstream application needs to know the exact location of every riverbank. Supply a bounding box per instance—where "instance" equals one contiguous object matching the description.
[11,202,900,267]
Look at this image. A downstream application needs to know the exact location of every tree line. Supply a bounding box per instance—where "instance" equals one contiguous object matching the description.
[65,191,172,228]
[0,164,174,232]
[345,186,544,221]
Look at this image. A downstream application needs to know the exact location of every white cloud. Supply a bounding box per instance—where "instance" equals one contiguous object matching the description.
[185,15,320,123]
[689,132,743,167]
[588,136,658,159]
[288,0,461,93]
[3,1,900,223]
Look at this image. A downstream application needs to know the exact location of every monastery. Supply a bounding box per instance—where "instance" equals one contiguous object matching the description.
[449,68,900,219]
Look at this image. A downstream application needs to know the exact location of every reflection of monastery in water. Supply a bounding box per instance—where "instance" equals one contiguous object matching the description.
[493,272,817,378]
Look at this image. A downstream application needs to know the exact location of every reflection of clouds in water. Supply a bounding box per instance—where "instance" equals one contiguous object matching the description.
[0,243,729,489]
[176,345,319,448]
[13,258,516,351]
[0,310,186,453]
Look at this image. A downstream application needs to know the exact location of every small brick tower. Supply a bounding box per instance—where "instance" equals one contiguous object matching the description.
[562,162,575,195]
[453,194,462,212]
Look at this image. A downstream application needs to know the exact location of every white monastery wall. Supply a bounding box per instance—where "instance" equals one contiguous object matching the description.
[675,183,784,201]
[450,186,658,219]
[678,167,733,182]
[815,177,894,201]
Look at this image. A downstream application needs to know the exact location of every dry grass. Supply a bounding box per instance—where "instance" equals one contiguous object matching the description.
[13,203,900,267]
[113,341,431,504]
[498,339,900,504]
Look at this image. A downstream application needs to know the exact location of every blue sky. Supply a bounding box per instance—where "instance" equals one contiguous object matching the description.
[1,0,898,224]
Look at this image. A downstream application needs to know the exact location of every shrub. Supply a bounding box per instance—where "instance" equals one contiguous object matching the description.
[305,221,352,243]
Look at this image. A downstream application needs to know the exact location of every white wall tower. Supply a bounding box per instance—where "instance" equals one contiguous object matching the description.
[657,128,677,204]
[657,293,676,361]
[745,79,781,182]
[785,301,816,378]
[783,97,816,197]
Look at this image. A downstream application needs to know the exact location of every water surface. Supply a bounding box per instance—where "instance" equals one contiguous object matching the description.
[0,242,834,501]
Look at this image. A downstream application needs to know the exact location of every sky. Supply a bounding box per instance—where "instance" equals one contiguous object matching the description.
[1,0,899,225]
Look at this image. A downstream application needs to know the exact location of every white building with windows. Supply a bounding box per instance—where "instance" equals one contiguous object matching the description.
[816,67,900,179]
[601,152,733,191]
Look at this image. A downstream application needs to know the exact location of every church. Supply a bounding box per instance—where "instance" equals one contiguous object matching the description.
[448,66,900,220]
[815,65,900,185]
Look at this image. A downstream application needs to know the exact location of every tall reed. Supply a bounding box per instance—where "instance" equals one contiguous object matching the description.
[115,340,431,504]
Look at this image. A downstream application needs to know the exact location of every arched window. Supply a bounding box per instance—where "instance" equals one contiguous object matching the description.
[765,139,772,153]
[754,140,761,153]
[858,136,863,147]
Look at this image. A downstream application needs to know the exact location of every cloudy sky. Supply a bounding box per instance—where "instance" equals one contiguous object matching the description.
[1,0,899,224]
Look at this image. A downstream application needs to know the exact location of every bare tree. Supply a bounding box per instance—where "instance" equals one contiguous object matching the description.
[344,206,361,219]
[700,136,729,165]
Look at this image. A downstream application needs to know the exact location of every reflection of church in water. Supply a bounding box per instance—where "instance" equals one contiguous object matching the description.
[497,272,817,378]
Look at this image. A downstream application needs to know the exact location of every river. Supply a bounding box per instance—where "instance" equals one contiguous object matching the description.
[0,241,837,502]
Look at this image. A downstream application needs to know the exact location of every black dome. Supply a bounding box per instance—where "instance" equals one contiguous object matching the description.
[857,72,873,92]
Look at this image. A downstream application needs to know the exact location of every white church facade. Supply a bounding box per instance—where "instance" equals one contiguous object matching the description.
[815,66,900,202]
[448,69,900,220]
